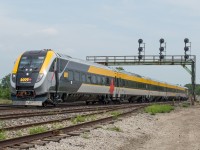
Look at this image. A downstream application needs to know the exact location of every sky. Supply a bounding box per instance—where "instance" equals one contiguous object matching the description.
[0,0,199,86]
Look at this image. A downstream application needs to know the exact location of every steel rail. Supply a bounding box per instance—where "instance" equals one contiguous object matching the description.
[0,105,123,120]
[0,106,144,148]
[0,104,144,131]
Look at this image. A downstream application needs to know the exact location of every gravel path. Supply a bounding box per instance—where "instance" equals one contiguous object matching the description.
[29,105,200,150]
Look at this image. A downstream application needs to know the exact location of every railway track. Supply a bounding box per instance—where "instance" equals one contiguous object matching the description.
[0,104,144,149]
[0,104,143,131]
[0,102,152,120]
[0,101,175,149]
[0,105,122,120]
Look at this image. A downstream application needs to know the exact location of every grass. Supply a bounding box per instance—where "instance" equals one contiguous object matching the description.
[0,131,7,140]
[0,99,12,105]
[52,123,64,129]
[110,111,121,119]
[71,115,86,124]
[16,130,22,137]
[0,121,5,129]
[89,115,97,121]
[182,102,190,108]
[107,126,122,132]
[29,126,48,135]
[145,104,174,115]
[81,132,90,139]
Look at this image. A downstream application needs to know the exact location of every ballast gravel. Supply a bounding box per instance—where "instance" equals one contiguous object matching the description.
[30,105,200,150]
[30,112,157,150]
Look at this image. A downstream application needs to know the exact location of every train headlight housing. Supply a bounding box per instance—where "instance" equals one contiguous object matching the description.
[12,74,16,83]
[36,73,44,83]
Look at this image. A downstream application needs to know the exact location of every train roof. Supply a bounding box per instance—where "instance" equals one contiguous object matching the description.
[56,52,114,71]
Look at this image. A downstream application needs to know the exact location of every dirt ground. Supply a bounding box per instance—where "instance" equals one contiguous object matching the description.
[120,105,200,150]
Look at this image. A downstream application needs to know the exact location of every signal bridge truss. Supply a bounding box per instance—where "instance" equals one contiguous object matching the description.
[86,55,196,104]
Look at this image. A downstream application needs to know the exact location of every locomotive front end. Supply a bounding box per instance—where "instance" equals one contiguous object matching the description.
[10,50,55,106]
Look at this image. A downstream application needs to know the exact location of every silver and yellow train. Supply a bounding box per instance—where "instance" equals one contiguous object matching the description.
[10,49,188,106]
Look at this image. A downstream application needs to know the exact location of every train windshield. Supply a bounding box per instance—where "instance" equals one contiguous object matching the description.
[18,56,45,70]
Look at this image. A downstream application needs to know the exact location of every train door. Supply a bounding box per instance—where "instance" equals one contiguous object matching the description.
[47,58,59,99]
[114,72,122,101]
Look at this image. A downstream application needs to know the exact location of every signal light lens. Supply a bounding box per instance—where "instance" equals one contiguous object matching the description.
[160,55,164,59]
[138,39,143,44]
[159,38,164,44]
[138,55,143,60]
[159,47,164,52]
[36,73,44,83]
[184,55,189,59]
[138,47,143,52]
[184,38,189,43]
[184,46,189,51]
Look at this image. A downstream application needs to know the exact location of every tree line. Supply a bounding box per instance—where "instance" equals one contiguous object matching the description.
[0,74,11,99]
[184,84,200,95]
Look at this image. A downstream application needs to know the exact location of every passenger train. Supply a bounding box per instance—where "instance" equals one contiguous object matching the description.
[10,49,188,106]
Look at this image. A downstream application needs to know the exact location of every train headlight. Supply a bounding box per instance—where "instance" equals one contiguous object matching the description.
[12,74,16,83]
[36,73,44,83]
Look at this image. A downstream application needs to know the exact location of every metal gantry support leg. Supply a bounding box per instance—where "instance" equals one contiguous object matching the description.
[191,60,196,105]
[181,58,196,105]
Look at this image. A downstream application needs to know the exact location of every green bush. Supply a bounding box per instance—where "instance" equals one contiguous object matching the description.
[0,88,11,100]
[145,104,174,115]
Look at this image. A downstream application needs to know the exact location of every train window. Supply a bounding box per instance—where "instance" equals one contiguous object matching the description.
[101,76,106,84]
[74,72,80,81]
[97,76,101,85]
[49,59,56,72]
[68,70,74,80]
[106,77,109,85]
[129,81,133,88]
[87,74,91,83]
[121,79,125,87]
[91,75,96,84]
[138,83,142,89]
[49,63,54,72]
[59,59,68,72]
[81,73,86,82]
[125,80,128,87]
[129,81,132,88]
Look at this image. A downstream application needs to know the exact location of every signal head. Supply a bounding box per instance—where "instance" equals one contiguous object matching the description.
[184,38,189,43]
[159,38,164,44]
[184,55,189,59]
[138,55,143,60]
[184,46,189,51]
[138,39,143,44]
[159,55,164,59]
[159,47,164,52]
[138,47,143,52]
